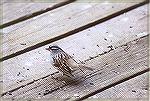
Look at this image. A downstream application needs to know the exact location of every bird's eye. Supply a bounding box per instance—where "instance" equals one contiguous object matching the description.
[51,46,59,50]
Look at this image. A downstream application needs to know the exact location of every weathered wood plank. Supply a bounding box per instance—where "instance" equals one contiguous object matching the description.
[1,4,148,92]
[88,72,149,99]
[0,0,146,5]
[1,0,76,28]
[2,3,56,24]
[1,0,147,59]
[1,35,149,100]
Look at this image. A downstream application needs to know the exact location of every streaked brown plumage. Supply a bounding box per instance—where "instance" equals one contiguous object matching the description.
[46,45,93,78]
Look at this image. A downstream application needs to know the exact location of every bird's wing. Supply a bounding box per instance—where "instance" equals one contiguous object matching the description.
[54,53,72,73]
[67,58,94,71]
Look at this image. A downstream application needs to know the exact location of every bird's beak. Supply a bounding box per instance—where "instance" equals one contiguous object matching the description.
[45,48,51,51]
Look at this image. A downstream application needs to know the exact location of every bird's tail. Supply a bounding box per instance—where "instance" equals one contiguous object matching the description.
[78,64,94,71]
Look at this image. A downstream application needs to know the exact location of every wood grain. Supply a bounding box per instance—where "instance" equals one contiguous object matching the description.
[0,0,145,4]
[1,35,149,100]
[88,72,149,99]
[1,4,148,92]
[2,3,53,24]
[1,0,76,28]
[1,0,147,59]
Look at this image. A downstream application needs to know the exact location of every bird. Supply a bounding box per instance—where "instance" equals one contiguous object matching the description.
[46,45,94,78]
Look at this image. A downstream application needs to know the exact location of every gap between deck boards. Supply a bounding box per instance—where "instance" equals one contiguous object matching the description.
[1,35,149,100]
[0,0,148,62]
[1,4,148,96]
[74,69,149,101]
[0,0,76,29]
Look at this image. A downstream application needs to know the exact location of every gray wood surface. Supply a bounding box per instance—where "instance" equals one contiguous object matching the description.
[1,4,148,92]
[2,3,56,24]
[1,35,149,100]
[2,6,147,91]
[88,72,149,99]
[1,1,146,58]
[1,0,74,27]
[0,1,149,101]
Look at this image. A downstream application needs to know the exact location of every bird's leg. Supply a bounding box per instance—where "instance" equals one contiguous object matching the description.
[51,74,55,80]
[50,71,59,79]
[78,66,87,77]
[65,73,75,79]
[51,71,64,87]
[53,73,68,85]
[50,72,67,88]
[50,72,57,87]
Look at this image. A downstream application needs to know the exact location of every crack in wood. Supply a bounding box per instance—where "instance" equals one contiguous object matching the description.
[84,35,148,62]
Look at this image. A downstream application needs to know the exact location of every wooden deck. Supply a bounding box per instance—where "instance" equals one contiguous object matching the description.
[0,0,149,101]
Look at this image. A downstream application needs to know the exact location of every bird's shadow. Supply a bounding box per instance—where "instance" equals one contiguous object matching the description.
[51,72,86,86]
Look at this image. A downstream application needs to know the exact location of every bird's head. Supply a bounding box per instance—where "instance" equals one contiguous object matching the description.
[46,45,62,52]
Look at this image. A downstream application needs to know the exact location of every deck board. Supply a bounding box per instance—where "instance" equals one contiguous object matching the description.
[1,4,148,93]
[1,0,75,27]
[1,0,147,59]
[88,72,149,99]
[1,35,149,100]
[2,3,55,24]
[0,1,149,100]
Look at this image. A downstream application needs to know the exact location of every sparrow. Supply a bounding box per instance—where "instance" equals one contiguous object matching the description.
[46,45,93,78]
